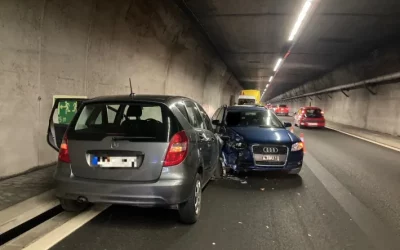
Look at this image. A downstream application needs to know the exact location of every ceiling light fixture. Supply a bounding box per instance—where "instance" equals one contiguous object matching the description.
[288,0,313,41]
[273,58,282,72]
[269,76,273,82]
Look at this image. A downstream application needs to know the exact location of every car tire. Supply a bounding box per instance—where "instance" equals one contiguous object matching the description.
[60,198,88,212]
[299,125,304,129]
[178,174,202,224]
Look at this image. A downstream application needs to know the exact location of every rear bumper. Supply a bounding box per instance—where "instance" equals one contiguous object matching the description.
[300,121,325,127]
[54,165,194,206]
[275,111,289,115]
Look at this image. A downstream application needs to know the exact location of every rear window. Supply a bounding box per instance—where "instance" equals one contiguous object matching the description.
[238,99,256,105]
[279,104,287,108]
[68,102,180,142]
[304,108,323,118]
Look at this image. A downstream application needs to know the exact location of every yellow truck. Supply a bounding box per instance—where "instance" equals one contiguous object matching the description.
[238,89,261,105]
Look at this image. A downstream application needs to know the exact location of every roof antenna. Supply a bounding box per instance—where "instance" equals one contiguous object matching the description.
[129,78,135,97]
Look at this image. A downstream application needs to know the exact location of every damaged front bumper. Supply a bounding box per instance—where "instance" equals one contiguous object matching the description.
[221,146,303,173]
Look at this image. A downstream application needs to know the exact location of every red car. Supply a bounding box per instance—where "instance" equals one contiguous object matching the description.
[274,104,289,116]
[294,107,325,128]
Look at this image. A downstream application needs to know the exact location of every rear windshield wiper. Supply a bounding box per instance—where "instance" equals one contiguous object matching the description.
[112,136,156,141]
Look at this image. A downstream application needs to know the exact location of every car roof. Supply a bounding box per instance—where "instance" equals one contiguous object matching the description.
[84,94,189,105]
[227,105,268,111]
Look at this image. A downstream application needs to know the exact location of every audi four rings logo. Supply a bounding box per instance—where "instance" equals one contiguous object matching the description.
[263,147,278,153]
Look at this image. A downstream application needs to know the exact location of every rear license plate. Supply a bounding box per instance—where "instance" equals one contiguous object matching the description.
[262,155,280,161]
[308,123,318,126]
[92,156,137,168]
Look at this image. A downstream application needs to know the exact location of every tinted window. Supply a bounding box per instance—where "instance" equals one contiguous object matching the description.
[279,104,287,108]
[106,105,120,123]
[304,108,323,118]
[225,109,283,128]
[69,102,179,142]
[184,101,204,129]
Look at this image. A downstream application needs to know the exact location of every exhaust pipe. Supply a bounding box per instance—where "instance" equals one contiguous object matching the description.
[77,196,88,203]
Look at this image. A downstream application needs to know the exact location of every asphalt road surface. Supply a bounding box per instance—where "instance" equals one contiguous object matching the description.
[51,116,400,250]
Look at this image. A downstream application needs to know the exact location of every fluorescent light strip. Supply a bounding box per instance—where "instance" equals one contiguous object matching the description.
[273,58,282,72]
[289,0,312,41]
[269,76,273,82]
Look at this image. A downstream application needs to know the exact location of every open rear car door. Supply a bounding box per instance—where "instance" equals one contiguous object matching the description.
[47,96,87,151]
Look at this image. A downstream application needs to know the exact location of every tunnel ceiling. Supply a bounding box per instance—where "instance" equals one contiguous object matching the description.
[183,0,400,101]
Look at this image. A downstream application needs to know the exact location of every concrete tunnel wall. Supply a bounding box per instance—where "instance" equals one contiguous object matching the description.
[0,0,242,178]
[270,45,400,137]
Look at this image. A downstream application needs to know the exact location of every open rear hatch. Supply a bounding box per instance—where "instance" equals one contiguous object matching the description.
[49,100,181,182]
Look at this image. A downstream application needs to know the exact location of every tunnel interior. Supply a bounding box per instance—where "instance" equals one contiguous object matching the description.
[1,0,400,249]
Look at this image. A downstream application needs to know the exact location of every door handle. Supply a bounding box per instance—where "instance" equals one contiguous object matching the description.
[198,133,211,142]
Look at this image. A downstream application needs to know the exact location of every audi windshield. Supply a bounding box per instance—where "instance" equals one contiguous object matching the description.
[225,110,284,128]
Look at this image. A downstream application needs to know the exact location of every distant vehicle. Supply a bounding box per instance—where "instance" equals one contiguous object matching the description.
[238,89,261,104]
[294,106,325,128]
[211,105,304,175]
[47,95,221,224]
[238,95,256,105]
[274,104,289,116]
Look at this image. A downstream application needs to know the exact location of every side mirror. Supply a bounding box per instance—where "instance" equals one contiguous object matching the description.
[212,120,221,126]
[284,122,292,128]
[220,135,230,141]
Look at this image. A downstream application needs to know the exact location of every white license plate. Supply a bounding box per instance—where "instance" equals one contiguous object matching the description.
[96,156,137,168]
[262,155,280,161]
[308,123,318,126]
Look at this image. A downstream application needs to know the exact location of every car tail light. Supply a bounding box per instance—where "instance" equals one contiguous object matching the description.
[163,131,188,167]
[58,136,71,163]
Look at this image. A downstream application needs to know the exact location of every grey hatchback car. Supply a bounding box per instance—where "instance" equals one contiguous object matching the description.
[47,95,220,224]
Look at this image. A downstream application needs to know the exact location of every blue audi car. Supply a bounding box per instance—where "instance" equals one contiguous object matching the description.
[211,105,304,175]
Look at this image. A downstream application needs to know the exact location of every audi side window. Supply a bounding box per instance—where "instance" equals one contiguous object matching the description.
[216,108,224,123]
[212,108,221,121]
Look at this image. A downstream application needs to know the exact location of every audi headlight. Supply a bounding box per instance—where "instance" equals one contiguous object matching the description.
[291,142,304,151]
[233,142,247,149]
[232,136,247,149]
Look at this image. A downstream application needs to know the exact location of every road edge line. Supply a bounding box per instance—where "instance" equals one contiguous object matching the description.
[326,126,400,153]
[23,204,109,250]
[0,190,58,233]
[304,153,400,249]
[1,211,77,250]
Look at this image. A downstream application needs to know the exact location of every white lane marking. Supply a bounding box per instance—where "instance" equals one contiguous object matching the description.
[0,212,77,250]
[326,126,400,153]
[23,204,109,250]
[305,153,400,250]
[0,190,58,234]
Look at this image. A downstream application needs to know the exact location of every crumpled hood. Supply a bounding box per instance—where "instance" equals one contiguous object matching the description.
[228,127,297,144]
